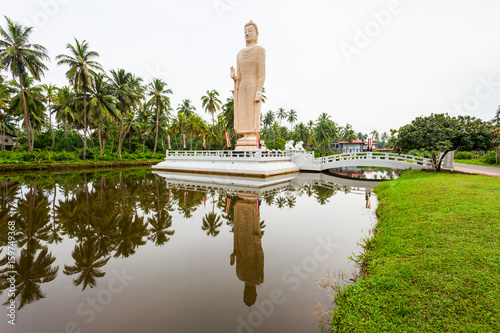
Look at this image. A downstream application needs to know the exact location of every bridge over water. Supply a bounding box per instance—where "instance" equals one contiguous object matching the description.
[154,150,435,176]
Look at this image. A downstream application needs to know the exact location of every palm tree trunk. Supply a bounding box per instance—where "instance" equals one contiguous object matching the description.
[30,124,35,150]
[49,100,55,152]
[190,134,193,150]
[18,72,32,151]
[153,105,159,155]
[83,91,87,159]
[98,112,103,156]
[118,111,124,158]
[143,136,146,153]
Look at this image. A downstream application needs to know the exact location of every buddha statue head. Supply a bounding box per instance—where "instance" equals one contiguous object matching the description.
[244,20,259,46]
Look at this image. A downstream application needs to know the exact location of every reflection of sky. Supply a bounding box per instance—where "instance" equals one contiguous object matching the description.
[0,174,377,333]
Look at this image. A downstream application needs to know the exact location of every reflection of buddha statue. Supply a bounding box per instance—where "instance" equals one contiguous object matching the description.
[229,198,264,307]
[230,21,266,151]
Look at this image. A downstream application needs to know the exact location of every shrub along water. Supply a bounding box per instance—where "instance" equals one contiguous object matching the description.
[331,171,500,332]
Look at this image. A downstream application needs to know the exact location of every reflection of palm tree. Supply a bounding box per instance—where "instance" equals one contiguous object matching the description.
[63,241,110,290]
[202,194,222,237]
[262,192,275,206]
[147,210,174,246]
[276,196,286,208]
[287,196,296,208]
[314,185,337,205]
[113,214,148,258]
[0,247,58,309]
[202,211,222,237]
[14,183,51,250]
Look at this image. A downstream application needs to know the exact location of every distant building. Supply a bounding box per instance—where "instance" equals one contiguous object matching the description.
[0,131,18,150]
[374,147,394,153]
[333,140,377,153]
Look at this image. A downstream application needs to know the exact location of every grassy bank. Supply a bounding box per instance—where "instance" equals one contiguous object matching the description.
[331,171,500,332]
[454,159,500,168]
[0,159,163,174]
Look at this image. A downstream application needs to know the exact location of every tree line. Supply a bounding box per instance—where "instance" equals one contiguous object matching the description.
[0,16,394,161]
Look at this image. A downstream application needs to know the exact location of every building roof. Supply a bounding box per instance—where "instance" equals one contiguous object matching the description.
[337,140,365,144]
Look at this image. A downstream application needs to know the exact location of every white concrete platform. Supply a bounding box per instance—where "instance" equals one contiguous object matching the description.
[152,150,300,178]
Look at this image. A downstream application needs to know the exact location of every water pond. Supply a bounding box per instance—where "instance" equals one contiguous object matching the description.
[0,168,379,333]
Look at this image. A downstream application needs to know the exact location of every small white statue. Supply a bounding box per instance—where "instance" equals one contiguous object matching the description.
[294,141,305,151]
[285,140,295,150]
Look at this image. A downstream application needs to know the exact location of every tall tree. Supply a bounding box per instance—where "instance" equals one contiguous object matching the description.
[177,98,195,116]
[88,73,119,155]
[201,89,221,149]
[41,84,57,152]
[287,109,298,131]
[263,110,274,129]
[146,78,172,154]
[108,69,144,157]
[0,16,49,151]
[8,74,46,149]
[395,113,500,171]
[53,86,76,138]
[277,107,287,127]
[56,38,102,159]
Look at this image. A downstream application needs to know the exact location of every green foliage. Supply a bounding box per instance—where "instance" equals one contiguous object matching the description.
[395,114,500,170]
[454,151,472,159]
[480,151,498,164]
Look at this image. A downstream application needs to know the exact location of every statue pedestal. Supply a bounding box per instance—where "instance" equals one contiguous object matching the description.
[234,133,266,152]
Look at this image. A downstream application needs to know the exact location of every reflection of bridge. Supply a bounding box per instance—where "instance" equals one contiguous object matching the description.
[152,171,380,198]
[153,150,435,178]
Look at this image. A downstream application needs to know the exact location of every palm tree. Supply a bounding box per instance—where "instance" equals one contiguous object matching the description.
[135,121,151,153]
[295,122,308,145]
[53,86,76,137]
[185,114,207,150]
[201,89,222,149]
[88,73,120,155]
[315,119,338,152]
[342,124,356,143]
[0,16,49,151]
[108,69,144,157]
[287,109,298,131]
[41,84,58,152]
[177,98,196,116]
[146,78,172,154]
[277,107,287,127]
[263,110,274,129]
[8,74,46,149]
[370,129,379,141]
[317,112,331,123]
[56,38,102,159]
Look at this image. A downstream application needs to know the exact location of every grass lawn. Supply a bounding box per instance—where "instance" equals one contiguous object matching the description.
[330,170,500,332]
[454,159,500,168]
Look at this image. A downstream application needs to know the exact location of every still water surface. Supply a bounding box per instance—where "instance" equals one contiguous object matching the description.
[0,168,378,333]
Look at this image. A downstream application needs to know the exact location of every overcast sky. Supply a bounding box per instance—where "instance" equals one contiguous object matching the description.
[3,0,500,134]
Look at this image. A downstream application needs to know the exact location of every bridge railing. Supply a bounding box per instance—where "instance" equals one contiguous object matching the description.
[165,150,292,159]
[315,152,431,167]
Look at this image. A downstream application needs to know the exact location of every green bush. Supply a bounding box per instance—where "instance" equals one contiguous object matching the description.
[455,151,472,159]
[480,151,498,164]
[53,151,79,161]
